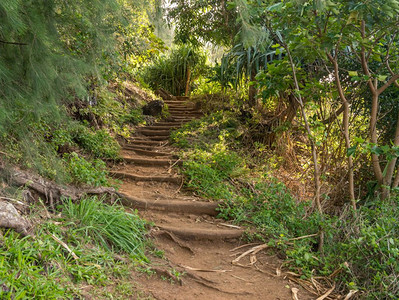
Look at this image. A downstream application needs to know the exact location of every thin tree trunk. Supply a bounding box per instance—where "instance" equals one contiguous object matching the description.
[327,53,356,209]
[360,20,384,185]
[286,50,322,214]
[248,69,257,108]
[185,67,191,96]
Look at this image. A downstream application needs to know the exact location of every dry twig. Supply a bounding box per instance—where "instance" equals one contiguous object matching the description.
[50,233,79,260]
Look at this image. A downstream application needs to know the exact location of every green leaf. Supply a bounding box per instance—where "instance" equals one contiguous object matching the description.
[267,3,283,12]
[353,137,365,143]
[377,75,388,82]
[347,145,357,157]
[348,71,358,77]
[371,146,383,156]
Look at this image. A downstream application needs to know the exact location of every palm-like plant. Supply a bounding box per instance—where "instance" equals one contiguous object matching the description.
[217,35,282,107]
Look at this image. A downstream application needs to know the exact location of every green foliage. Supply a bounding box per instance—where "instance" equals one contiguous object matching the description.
[0,198,148,299]
[62,197,148,259]
[142,44,207,95]
[167,0,237,46]
[173,110,399,298]
[64,152,110,187]
[122,108,145,126]
[325,200,399,298]
[0,0,156,182]
[72,126,120,160]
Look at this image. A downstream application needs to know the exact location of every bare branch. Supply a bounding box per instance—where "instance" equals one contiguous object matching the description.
[0,40,27,46]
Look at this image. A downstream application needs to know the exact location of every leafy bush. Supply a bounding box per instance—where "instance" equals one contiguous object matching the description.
[72,126,120,159]
[142,44,207,95]
[64,152,109,187]
[62,197,148,259]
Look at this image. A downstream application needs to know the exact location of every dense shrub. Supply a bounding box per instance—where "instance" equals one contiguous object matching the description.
[142,44,207,96]
[64,152,110,187]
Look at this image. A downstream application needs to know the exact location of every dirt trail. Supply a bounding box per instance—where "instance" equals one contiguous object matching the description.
[112,97,313,300]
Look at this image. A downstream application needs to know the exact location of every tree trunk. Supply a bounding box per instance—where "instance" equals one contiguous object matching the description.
[248,69,257,108]
[327,52,356,209]
[185,67,191,96]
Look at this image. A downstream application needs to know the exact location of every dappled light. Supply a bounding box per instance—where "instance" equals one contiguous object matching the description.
[0,0,398,299]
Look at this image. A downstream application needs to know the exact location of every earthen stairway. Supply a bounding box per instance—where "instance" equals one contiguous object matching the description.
[111,97,244,240]
[110,98,311,299]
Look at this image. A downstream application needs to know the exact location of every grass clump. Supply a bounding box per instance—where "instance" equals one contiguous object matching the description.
[0,197,149,299]
[62,197,147,259]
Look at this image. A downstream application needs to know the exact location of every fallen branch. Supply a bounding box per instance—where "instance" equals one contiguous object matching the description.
[230,243,261,252]
[291,287,299,300]
[289,233,319,241]
[181,265,231,273]
[50,233,79,260]
[316,284,335,300]
[344,290,358,300]
[232,244,269,265]
[0,197,27,206]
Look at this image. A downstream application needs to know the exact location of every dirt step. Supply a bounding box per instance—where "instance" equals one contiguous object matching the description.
[146,135,170,141]
[123,144,169,151]
[127,139,169,146]
[166,105,189,109]
[122,147,174,157]
[120,193,220,216]
[171,116,198,125]
[121,157,182,167]
[139,129,171,136]
[155,121,186,126]
[156,225,244,241]
[169,112,202,117]
[164,100,188,105]
[129,135,169,141]
[145,125,179,130]
[168,108,199,112]
[110,171,181,184]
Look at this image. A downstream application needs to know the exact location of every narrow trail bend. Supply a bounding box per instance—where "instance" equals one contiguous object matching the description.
[111,97,312,300]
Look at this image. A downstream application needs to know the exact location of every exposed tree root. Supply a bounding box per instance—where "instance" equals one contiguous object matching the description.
[152,229,195,254]
[1,165,121,209]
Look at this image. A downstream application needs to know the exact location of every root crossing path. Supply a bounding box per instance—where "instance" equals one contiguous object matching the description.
[111,98,312,300]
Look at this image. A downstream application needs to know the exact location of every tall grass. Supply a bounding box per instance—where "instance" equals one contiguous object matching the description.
[142,44,207,95]
[62,197,147,260]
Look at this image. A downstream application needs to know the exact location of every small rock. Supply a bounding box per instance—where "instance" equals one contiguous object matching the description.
[0,201,30,236]
[142,100,164,116]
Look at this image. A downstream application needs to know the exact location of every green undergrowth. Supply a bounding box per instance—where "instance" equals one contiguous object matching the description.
[0,197,150,299]
[171,111,399,299]
[0,81,152,187]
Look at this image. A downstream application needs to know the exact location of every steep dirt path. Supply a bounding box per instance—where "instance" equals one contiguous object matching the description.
[112,98,313,300]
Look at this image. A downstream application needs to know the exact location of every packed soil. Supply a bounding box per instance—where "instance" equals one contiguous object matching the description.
[112,97,314,300]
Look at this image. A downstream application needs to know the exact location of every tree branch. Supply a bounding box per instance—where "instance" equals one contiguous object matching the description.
[0,40,27,46]
[377,74,399,95]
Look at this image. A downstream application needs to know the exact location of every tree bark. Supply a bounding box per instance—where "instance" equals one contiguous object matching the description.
[185,67,191,96]
[327,53,356,209]
[248,69,257,108]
